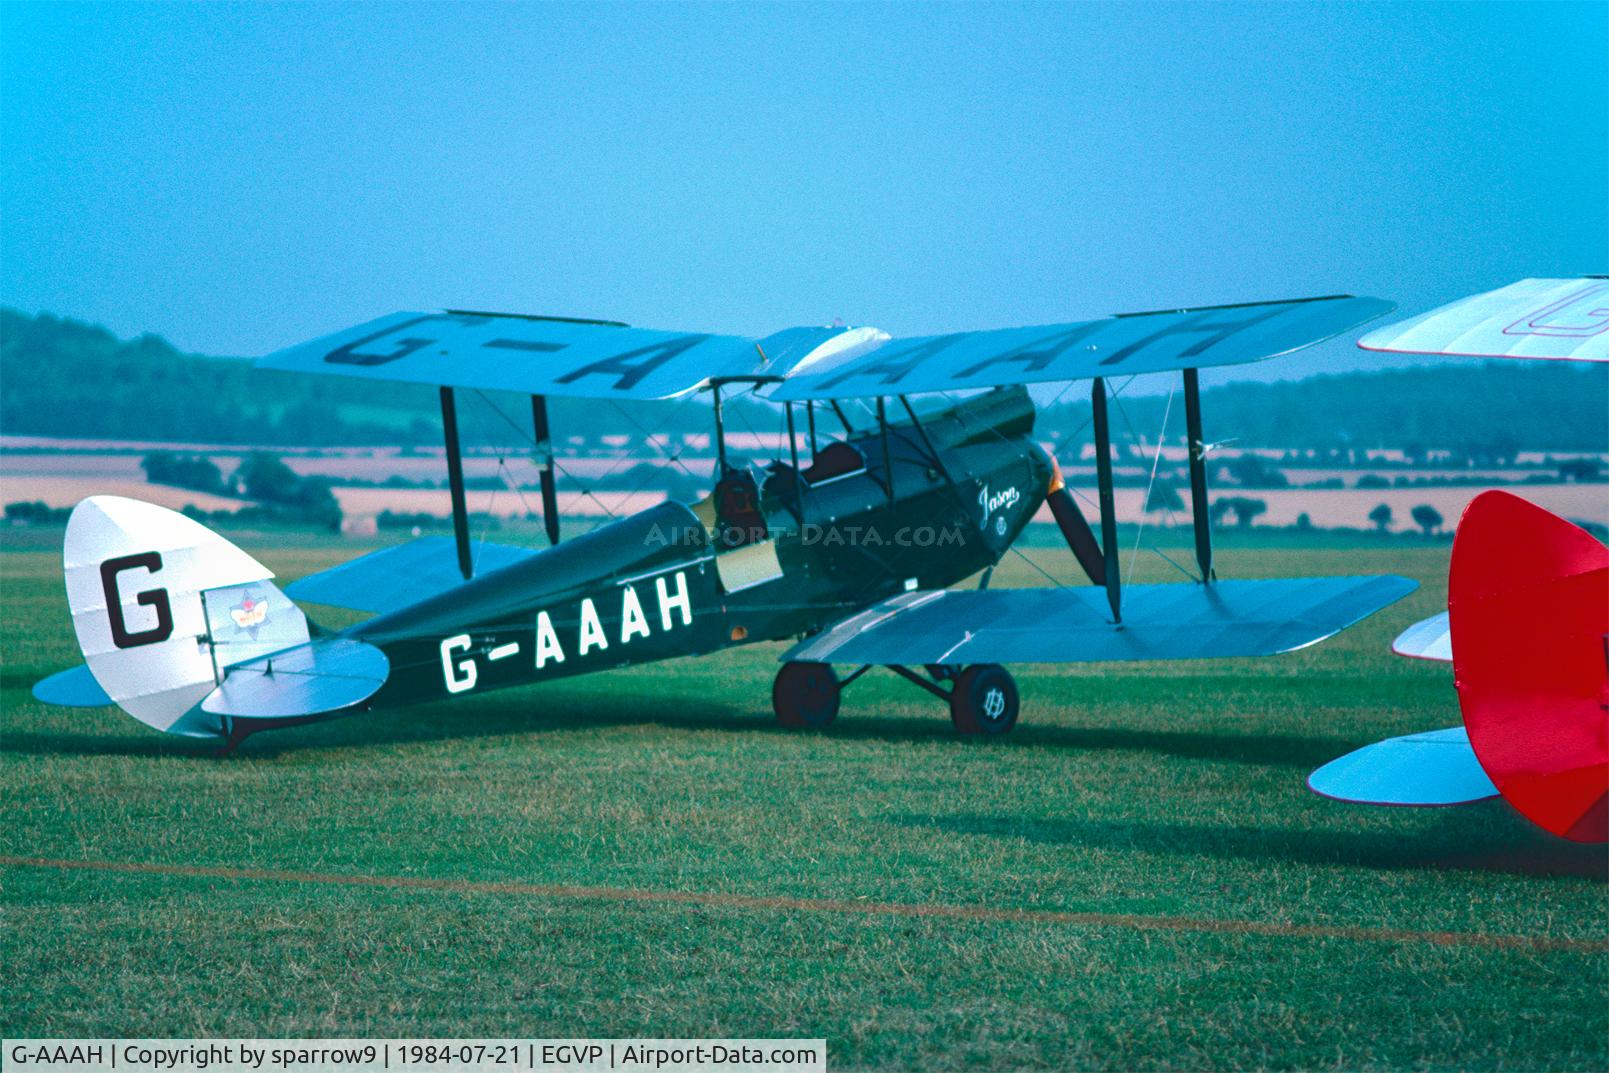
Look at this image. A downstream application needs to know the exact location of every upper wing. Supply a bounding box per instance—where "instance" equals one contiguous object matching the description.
[771,295,1394,400]
[257,312,860,400]
[1358,278,1609,362]
[783,576,1416,665]
[258,296,1392,401]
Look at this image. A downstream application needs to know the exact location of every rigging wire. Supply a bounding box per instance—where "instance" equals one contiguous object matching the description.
[471,388,708,529]
[456,394,536,569]
[1126,383,1175,587]
[469,389,624,525]
[1109,380,1205,585]
[471,387,720,535]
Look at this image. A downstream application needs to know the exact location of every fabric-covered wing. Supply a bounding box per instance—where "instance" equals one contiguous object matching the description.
[258,311,807,400]
[286,537,540,615]
[1307,727,1499,806]
[772,295,1393,400]
[1358,278,1609,362]
[257,297,1392,401]
[782,576,1416,665]
[1392,611,1452,662]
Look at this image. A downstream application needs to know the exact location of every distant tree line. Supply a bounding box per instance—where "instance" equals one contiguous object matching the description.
[1365,502,1446,534]
[4,501,71,525]
[139,450,342,530]
[140,451,231,495]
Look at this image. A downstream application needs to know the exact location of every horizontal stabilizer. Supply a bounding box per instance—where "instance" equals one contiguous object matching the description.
[1307,727,1498,806]
[202,638,389,719]
[783,575,1416,665]
[1392,611,1452,662]
[1358,278,1609,362]
[32,665,113,707]
[286,537,539,614]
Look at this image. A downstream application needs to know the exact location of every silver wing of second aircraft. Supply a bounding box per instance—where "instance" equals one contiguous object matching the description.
[1359,277,1609,362]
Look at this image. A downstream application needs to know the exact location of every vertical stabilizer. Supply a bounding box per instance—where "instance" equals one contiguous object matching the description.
[63,496,309,738]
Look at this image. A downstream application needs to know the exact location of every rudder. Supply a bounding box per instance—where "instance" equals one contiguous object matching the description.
[62,496,311,739]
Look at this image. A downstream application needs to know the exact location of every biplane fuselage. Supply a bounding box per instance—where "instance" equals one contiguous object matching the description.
[352,390,1051,708]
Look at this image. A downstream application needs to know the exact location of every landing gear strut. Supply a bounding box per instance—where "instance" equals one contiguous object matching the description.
[772,660,1018,736]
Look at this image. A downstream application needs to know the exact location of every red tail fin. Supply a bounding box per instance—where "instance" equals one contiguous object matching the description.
[1452,491,1609,842]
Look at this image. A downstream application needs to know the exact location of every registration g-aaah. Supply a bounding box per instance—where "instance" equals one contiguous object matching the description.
[437,567,696,694]
[34,293,1419,749]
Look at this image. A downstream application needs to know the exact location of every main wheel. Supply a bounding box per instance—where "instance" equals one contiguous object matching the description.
[773,662,840,729]
[949,664,1019,736]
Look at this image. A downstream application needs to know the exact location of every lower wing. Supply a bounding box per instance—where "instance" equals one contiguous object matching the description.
[286,536,538,615]
[783,576,1416,665]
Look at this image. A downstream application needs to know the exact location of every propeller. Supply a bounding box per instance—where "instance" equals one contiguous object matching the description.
[1044,459,1106,586]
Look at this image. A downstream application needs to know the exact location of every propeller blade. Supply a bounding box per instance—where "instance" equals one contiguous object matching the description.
[1047,486,1106,586]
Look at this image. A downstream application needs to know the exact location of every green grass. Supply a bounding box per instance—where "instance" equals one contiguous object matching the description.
[2,531,1605,1069]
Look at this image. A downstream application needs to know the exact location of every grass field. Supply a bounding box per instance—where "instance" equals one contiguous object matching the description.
[2,529,1605,1069]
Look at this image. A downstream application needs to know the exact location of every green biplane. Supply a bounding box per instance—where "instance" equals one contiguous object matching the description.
[34,294,1415,749]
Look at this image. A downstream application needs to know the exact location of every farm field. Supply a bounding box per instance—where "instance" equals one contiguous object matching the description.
[2,530,1606,1069]
[6,443,1609,529]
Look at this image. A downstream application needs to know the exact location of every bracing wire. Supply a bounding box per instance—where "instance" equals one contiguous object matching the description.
[1108,379,1206,585]
[456,394,533,567]
[603,396,709,486]
[472,388,711,529]
[468,389,626,525]
[1127,383,1175,587]
[472,387,725,535]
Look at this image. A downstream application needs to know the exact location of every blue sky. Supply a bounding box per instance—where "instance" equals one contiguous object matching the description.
[3,1,1604,384]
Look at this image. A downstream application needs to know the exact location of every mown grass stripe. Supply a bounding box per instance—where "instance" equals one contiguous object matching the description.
[5,855,1602,953]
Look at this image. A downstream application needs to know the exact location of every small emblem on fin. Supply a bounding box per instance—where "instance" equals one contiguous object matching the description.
[231,592,270,630]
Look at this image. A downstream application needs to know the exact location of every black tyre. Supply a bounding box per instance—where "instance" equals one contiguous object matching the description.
[949,664,1019,735]
[773,662,840,729]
